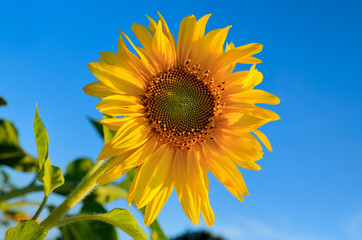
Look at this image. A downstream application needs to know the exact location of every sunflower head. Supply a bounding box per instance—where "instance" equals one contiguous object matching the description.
[144,63,223,149]
[84,12,280,227]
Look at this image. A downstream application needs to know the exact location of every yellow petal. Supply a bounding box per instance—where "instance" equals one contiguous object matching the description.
[146,15,157,35]
[253,129,273,152]
[213,43,263,72]
[177,15,196,65]
[83,81,120,97]
[157,12,177,52]
[193,26,231,70]
[213,132,263,170]
[103,135,158,178]
[133,144,174,208]
[97,150,135,184]
[203,27,231,55]
[174,148,213,226]
[201,198,215,227]
[100,117,129,131]
[227,89,281,105]
[226,68,263,91]
[99,52,122,67]
[193,14,211,42]
[99,136,159,185]
[96,95,144,116]
[127,167,139,205]
[152,20,175,71]
[174,153,200,225]
[238,56,262,64]
[144,176,174,225]
[97,140,126,161]
[111,119,150,149]
[228,114,272,131]
[121,31,158,75]
[225,42,235,52]
[87,62,146,96]
[198,168,215,227]
[222,68,261,96]
[132,23,153,51]
[96,94,142,107]
[117,32,154,78]
[201,142,248,201]
[224,103,280,122]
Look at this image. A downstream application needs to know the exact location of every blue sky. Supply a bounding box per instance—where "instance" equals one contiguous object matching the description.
[1,0,362,239]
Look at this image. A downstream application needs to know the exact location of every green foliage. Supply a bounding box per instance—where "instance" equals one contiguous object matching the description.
[1,169,9,184]
[0,120,38,172]
[5,220,47,240]
[63,158,127,203]
[119,167,136,190]
[34,107,64,196]
[59,200,118,240]
[88,114,117,143]
[91,208,149,240]
[171,231,225,240]
[60,219,117,240]
[64,158,94,182]
[60,208,149,240]
[88,117,104,139]
[149,220,169,240]
[0,96,6,106]
[91,184,127,204]
[37,165,64,197]
[34,107,49,169]
[1,107,169,240]
[138,207,169,240]
[103,114,117,143]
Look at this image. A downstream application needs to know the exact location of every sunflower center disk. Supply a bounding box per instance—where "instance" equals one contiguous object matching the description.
[144,65,224,149]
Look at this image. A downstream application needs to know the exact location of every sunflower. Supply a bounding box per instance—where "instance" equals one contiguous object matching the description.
[84,13,280,227]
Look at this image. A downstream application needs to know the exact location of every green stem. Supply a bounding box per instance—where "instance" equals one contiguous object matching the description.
[0,182,77,202]
[31,195,48,220]
[0,185,43,202]
[0,201,39,210]
[40,158,114,230]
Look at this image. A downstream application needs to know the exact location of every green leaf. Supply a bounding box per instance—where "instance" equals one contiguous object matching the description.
[34,107,49,168]
[149,220,169,240]
[1,169,9,183]
[103,114,117,143]
[65,158,94,182]
[5,220,47,240]
[139,207,168,240]
[119,167,136,190]
[0,96,6,106]
[0,120,18,145]
[100,208,149,240]
[37,163,64,196]
[60,209,149,240]
[88,114,117,143]
[88,117,104,139]
[34,106,64,196]
[0,120,37,172]
[59,200,118,240]
[60,220,117,240]
[92,184,128,204]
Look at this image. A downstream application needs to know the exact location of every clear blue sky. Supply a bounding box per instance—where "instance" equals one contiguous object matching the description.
[1,0,362,239]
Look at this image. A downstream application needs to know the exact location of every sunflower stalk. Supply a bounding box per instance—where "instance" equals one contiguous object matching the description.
[39,157,115,230]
